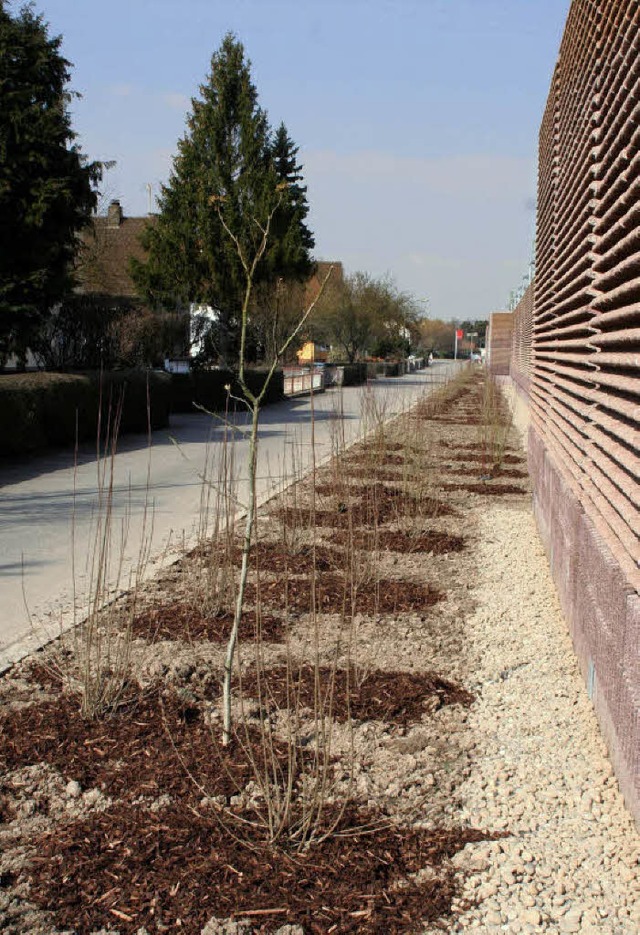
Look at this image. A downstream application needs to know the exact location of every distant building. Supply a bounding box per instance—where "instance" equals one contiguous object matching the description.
[76,204,342,368]
[75,200,153,301]
[305,260,343,305]
[297,341,329,364]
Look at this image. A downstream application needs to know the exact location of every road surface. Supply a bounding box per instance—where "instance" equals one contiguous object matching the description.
[0,363,457,666]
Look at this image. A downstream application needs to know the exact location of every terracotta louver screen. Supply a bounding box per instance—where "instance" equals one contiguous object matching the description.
[529,0,640,592]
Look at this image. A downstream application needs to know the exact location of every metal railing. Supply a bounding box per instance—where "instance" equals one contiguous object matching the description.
[283,368,325,396]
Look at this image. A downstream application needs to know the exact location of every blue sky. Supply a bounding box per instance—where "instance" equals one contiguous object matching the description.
[31,0,569,320]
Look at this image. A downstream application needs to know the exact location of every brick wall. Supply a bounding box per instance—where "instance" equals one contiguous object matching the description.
[523,0,640,820]
[510,284,534,397]
[487,311,514,375]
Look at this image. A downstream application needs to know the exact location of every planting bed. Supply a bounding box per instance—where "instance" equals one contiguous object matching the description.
[132,604,287,643]
[329,529,466,554]
[253,574,444,615]
[237,665,474,725]
[0,370,496,934]
[3,368,636,934]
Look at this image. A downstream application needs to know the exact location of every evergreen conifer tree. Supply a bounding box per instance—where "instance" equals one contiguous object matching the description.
[132,34,314,365]
[0,2,100,364]
[266,122,315,281]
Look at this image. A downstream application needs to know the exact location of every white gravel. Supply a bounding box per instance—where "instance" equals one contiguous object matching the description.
[442,500,639,933]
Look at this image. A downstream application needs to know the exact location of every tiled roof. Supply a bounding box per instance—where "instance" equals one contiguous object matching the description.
[76,209,342,305]
[306,260,343,304]
[75,215,155,298]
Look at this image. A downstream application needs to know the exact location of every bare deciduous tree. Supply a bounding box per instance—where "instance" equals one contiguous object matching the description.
[214,189,333,745]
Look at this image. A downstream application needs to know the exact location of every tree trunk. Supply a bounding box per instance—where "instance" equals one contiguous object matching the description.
[222,402,260,745]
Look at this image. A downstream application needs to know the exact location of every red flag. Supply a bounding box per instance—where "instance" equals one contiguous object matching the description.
[456,329,463,340]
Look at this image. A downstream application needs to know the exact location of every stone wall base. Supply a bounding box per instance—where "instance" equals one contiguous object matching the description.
[528,425,639,823]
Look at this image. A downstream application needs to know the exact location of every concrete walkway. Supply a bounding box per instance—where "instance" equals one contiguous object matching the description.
[0,363,458,667]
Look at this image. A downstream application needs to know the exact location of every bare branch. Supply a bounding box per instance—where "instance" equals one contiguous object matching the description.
[277,264,334,360]
[255,264,334,407]
[217,210,249,275]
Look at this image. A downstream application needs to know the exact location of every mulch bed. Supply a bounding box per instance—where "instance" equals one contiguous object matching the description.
[314,482,366,498]
[131,603,287,643]
[250,574,444,616]
[447,452,525,465]
[413,388,470,417]
[440,482,526,496]
[329,528,466,555]
[24,661,66,693]
[238,665,474,726]
[355,483,456,521]
[0,688,288,804]
[238,542,343,575]
[26,800,494,935]
[448,466,528,480]
[345,466,422,482]
[345,452,407,466]
[348,441,410,456]
[277,487,455,530]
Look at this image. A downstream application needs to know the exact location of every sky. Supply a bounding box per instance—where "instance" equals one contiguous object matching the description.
[27,0,570,321]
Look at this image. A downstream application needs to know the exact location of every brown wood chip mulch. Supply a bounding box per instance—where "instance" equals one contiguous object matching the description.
[131,604,286,643]
[448,466,528,480]
[248,574,444,616]
[237,542,344,575]
[329,528,466,555]
[24,661,66,692]
[342,466,423,482]
[238,665,474,726]
[355,483,457,521]
[278,485,455,530]
[0,688,284,803]
[345,452,407,466]
[26,800,494,935]
[447,451,525,465]
[313,482,366,498]
[439,482,526,496]
[347,441,414,456]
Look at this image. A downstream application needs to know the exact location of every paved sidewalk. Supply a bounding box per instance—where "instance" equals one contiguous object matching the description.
[0,364,457,667]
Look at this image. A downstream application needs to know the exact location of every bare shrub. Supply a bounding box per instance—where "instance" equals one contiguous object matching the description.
[51,398,155,719]
[477,375,514,475]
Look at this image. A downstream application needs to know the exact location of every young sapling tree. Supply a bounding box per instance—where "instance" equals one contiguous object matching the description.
[214,189,333,745]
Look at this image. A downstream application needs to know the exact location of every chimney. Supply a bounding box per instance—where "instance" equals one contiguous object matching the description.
[107,199,123,227]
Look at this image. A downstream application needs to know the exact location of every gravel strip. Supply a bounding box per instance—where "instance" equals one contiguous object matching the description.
[442,501,640,933]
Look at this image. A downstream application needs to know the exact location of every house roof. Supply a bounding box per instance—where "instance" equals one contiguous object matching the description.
[75,205,156,298]
[306,260,343,301]
[76,201,342,305]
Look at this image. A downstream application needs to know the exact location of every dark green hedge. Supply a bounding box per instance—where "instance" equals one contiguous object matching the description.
[171,369,284,414]
[341,362,368,386]
[0,370,171,457]
[380,361,407,377]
